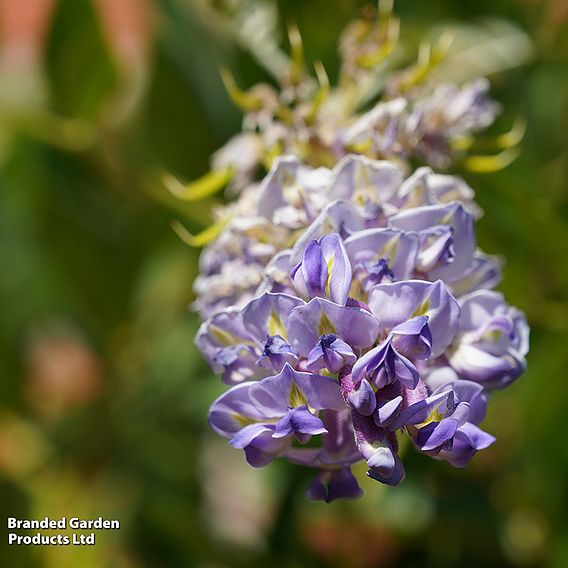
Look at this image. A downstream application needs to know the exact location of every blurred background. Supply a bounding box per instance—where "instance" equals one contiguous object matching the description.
[0,0,567,566]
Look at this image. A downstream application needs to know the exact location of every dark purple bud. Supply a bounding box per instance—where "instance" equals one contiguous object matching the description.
[306,333,356,373]
[306,467,363,503]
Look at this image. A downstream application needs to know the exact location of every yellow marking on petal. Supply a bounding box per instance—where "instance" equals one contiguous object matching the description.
[380,235,400,264]
[344,140,373,154]
[289,382,308,408]
[268,311,287,339]
[318,312,336,336]
[163,167,233,202]
[417,409,445,429]
[325,255,335,297]
[411,299,430,318]
[485,329,503,342]
[349,279,366,302]
[209,325,242,347]
[233,413,257,428]
[171,217,230,248]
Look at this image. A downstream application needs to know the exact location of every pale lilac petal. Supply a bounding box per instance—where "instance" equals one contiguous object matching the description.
[288,297,379,355]
[368,279,460,357]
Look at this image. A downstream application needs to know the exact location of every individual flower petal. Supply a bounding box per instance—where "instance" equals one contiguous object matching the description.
[448,252,502,297]
[291,233,352,305]
[368,279,460,357]
[351,337,420,390]
[328,154,403,203]
[449,290,529,388]
[306,467,364,503]
[209,382,267,439]
[291,200,366,256]
[256,334,299,372]
[212,344,261,384]
[273,405,328,443]
[344,228,419,292]
[347,378,377,416]
[438,422,496,467]
[306,334,357,373]
[256,156,332,227]
[390,388,454,430]
[249,364,346,417]
[288,297,379,356]
[390,316,433,359]
[374,395,403,428]
[350,409,406,486]
[390,203,475,281]
[242,292,305,342]
[196,308,255,375]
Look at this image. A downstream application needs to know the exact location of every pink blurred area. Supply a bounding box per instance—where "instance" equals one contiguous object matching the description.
[0,0,154,72]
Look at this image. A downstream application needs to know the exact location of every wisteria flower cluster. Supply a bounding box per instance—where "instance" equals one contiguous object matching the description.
[196,154,529,502]
[195,155,484,318]
[187,6,521,318]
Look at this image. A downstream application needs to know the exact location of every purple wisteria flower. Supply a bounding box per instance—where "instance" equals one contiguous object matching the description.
[196,155,529,502]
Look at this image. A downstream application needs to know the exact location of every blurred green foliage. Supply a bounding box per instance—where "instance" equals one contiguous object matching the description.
[0,0,567,567]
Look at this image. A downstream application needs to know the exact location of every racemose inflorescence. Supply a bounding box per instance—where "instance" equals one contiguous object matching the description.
[183,3,529,503]
[195,155,529,502]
